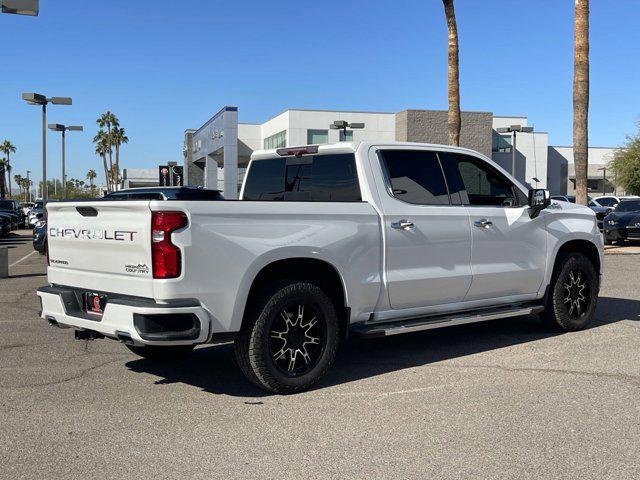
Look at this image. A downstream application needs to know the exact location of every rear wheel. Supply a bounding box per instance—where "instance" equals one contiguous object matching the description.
[541,253,598,331]
[125,344,195,361]
[235,281,340,394]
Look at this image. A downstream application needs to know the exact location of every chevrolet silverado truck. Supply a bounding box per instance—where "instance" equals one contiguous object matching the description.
[38,142,603,393]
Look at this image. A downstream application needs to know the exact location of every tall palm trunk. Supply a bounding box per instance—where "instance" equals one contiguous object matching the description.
[573,0,589,205]
[115,143,120,190]
[107,125,114,191]
[443,0,461,146]
[6,154,11,197]
[101,153,110,193]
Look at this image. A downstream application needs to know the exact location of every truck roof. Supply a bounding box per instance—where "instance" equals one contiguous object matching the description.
[250,141,492,161]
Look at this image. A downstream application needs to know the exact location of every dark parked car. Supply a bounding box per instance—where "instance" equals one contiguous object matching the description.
[0,214,11,236]
[0,199,23,229]
[550,195,611,230]
[603,199,640,245]
[32,220,47,254]
[102,186,224,201]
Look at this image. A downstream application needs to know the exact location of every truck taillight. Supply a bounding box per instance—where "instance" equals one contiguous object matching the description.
[151,211,188,279]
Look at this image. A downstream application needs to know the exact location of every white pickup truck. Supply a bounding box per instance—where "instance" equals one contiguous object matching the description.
[38,142,603,393]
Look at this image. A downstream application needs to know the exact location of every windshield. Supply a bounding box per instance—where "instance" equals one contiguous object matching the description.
[0,200,15,209]
[616,200,640,212]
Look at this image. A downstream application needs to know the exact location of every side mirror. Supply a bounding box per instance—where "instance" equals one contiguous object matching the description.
[528,189,550,218]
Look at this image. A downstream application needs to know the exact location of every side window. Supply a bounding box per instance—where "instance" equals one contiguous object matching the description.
[379,150,450,205]
[440,153,523,207]
[242,154,361,202]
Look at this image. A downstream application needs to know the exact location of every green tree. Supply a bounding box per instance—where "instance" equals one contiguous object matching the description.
[609,126,640,195]
[0,140,16,196]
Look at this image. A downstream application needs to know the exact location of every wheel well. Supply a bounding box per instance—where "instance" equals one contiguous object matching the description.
[556,240,601,276]
[243,258,349,339]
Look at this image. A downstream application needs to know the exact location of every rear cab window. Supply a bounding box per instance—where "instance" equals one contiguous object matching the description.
[242,153,361,202]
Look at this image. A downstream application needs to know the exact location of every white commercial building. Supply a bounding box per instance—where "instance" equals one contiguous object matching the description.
[184,107,619,198]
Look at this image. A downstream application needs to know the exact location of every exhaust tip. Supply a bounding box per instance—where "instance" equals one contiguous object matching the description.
[115,331,134,345]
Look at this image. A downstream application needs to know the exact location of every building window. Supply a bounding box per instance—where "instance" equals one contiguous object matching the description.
[307,129,328,145]
[264,130,286,149]
[492,132,512,153]
[339,130,354,142]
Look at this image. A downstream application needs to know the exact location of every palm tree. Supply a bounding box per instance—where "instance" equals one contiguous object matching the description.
[20,177,32,201]
[86,169,97,187]
[110,126,128,188]
[573,0,589,205]
[96,112,119,185]
[442,0,461,146]
[13,174,22,199]
[0,140,16,196]
[93,130,111,192]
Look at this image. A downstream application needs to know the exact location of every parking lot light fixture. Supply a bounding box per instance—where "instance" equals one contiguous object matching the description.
[21,93,73,200]
[495,124,534,178]
[329,120,365,140]
[1,0,39,16]
[48,123,83,199]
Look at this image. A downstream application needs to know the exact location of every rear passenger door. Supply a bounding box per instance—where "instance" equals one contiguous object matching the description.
[375,148,472,310]
[440,152,547,301]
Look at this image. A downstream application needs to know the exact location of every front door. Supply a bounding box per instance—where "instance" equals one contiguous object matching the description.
[439,152,547,301]
[374,148,473,310]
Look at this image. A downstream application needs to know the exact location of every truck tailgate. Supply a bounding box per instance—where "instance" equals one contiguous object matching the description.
[46,201,154,296]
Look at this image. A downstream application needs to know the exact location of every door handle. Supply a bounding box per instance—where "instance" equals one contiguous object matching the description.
[474,218,493,228]
[391,219,414,230]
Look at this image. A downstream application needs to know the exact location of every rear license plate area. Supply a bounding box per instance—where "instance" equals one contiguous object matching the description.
[84,292,108,316]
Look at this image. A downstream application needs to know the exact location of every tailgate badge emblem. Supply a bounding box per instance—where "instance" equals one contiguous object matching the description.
[125,263,150,275]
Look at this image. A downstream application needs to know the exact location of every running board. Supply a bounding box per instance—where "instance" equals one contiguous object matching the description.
[352,304,544,338]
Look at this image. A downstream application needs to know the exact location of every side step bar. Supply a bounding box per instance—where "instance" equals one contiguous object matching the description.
[352,304,544,338]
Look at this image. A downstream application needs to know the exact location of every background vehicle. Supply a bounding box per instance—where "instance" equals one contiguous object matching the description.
[0,199,24,229]
[32,220,47,254]
[550,195,611,230]
[593,195,640,209]
[39,142,603,394]
[0,214,10,236]
[21,201,35,217]
[103,186,224,201]
[603,199,640,245]
[28,200,46,228]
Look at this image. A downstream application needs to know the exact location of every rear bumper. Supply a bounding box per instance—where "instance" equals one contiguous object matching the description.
[37,285,210,346]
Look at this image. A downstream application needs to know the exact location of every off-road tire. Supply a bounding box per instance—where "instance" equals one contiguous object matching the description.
[541,252,598,331]
[235,281,340,394]
[125,344,195,360]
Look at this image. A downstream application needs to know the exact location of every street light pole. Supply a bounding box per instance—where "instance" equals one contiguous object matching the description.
[598,166,606,196]
[22,93,72,201]
[48,124,83,199]
[42,102,46,199]
[26,170,31,202]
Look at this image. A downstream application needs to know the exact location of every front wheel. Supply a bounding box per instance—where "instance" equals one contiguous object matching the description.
[541,253,598,331]
[235,281,340,394]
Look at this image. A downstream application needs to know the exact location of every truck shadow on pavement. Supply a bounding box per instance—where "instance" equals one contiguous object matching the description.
[125,296,639,397]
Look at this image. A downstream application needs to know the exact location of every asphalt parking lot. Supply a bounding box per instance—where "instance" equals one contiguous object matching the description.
[1,231,639,479]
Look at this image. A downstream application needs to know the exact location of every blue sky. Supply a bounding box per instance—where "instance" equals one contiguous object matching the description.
[0,0,639,186]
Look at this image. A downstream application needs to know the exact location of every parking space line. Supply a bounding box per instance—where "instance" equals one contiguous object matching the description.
[9,250,38,268]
